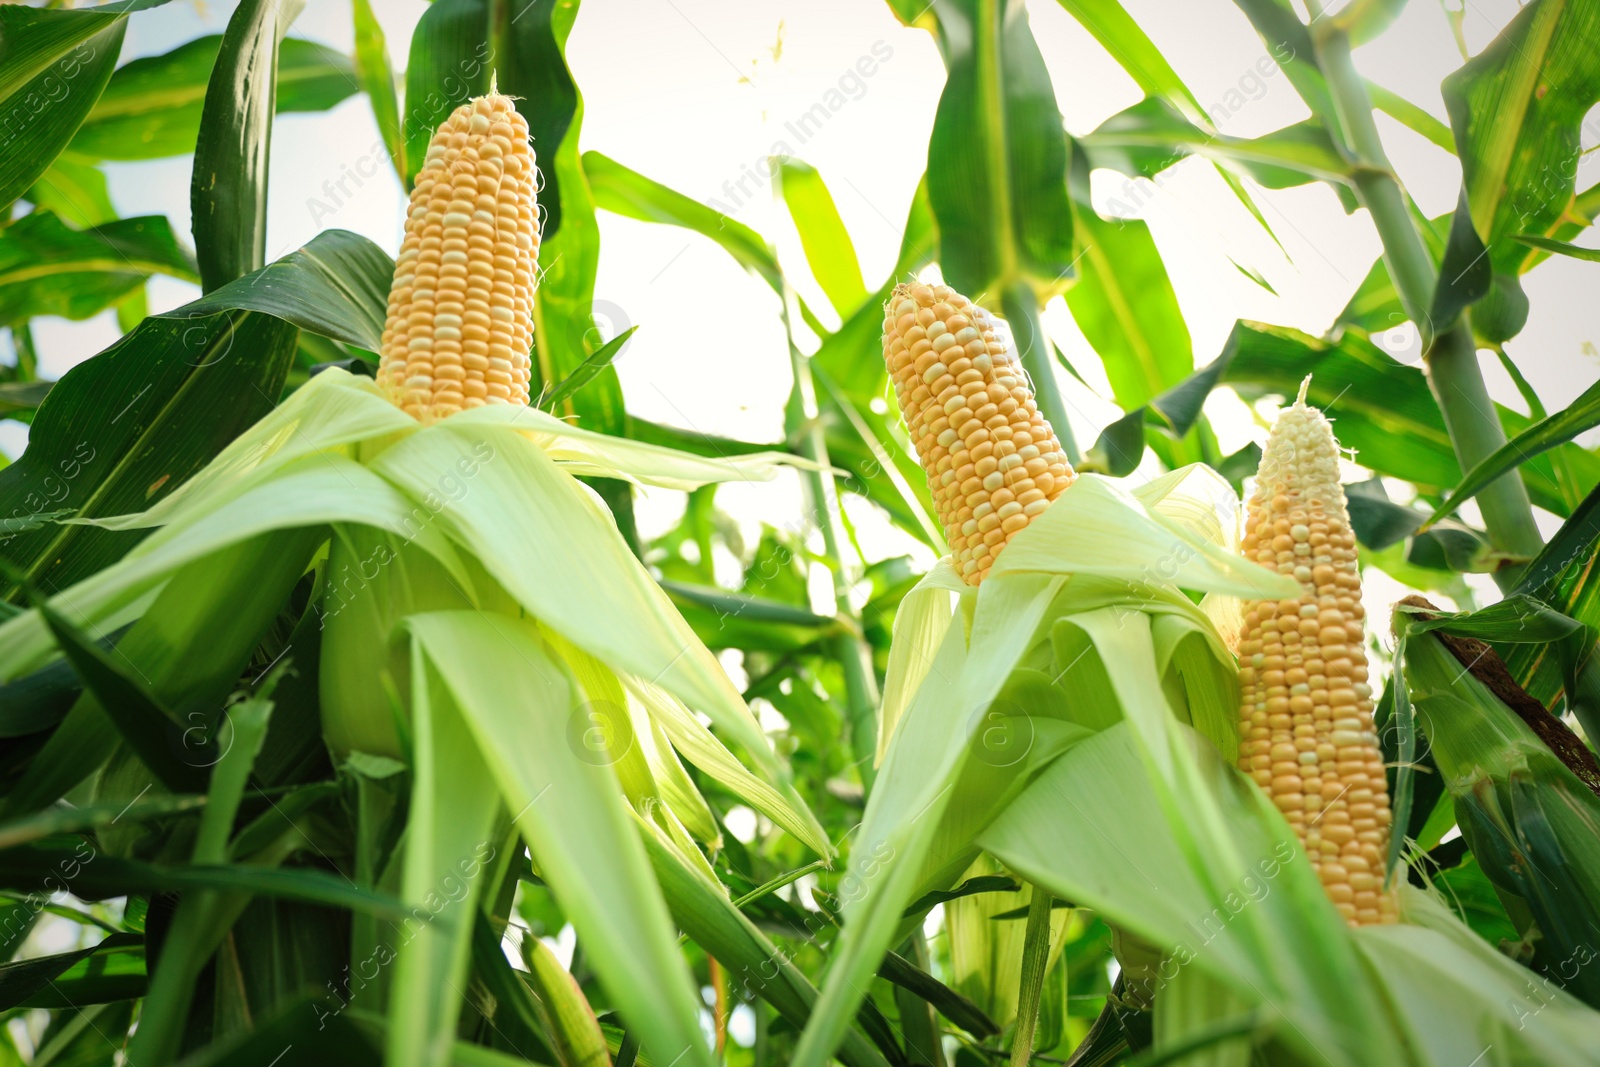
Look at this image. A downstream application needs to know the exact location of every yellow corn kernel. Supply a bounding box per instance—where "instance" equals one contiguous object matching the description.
[882,282,1076,585]
[378,90,540,423]
[1237,382,1396,925]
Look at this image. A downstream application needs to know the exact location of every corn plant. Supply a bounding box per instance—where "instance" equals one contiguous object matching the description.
[0,0,1598,1066]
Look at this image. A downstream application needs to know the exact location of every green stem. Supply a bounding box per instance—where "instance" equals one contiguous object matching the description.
[1314,24,1543,586]
[1001,283,1081,465]
[1010,884,1054,1067]
[779,289,880,792]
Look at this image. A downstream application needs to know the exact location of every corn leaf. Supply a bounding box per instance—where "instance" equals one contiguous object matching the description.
[776,159,868,319]
[925,0,1076,297]
[0,5,131,211]
[191,0,306,291]
[1067,206,1193,411]
[0,230,390,598]
[67,36,358,162]
[0,211,195,328]
[405,611,713,1067]
[584,151,781,292]
[1440,0,1600,341]
[1426,376,1600,526]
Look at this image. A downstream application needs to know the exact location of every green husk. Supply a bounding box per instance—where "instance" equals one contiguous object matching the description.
[793,463,1600,1067]
[0,368,832,1067]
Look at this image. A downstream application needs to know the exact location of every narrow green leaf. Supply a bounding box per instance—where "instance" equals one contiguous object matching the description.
[1512,233,1600,262]
[1427,376,1600,526]
[540,326,638,413]
[1365,80,1455,152]
[0,932,142,1012]
[191,0,307,291]
[586,150,781,290]
[351,0,403,180]
[31,595,205,793]
[776,158,867,317]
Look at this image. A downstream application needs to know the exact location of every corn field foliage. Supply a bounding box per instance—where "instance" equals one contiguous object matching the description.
[0,1,1598,1066]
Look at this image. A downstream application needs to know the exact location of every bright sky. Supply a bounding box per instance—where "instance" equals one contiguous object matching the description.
[8,0,1598,598]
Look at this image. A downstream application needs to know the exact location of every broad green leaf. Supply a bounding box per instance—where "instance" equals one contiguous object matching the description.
[1081,99,1350,190]
[979,723,1389,1067]
[877,560,962,763]
[350,1,403,180]
[1440,0,1600,341]
[191,0,307,291]
[1359,891,1600,1065]
[776,158,867,318]
[925,0,1076,297]
[1427,376,1600,525]
[406,611,713,1067]
[177,228,393,350]
[0,4,131,210]
[402,0,490,187]
[3,525,321,815]
[497,0,627,443]
[67,36,358,161]
[991,475,1299,601]
[24,157,114,227]
[0,211,197,329]
[1512,233,1600,262]
[585,150,781,291]
[1066,205,1193,409]
[1400,629,1600,1012]
[1213,321,1595,516]
[0,230,387,597]
[0,458,423,682]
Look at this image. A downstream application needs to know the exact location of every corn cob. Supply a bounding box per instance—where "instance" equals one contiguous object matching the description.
[378,89,540,422]
[882,283,1076,585]
[1237,383,1395,925]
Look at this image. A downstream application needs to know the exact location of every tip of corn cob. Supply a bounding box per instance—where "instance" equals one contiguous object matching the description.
[378,91,542,424]
[882,282,1076,586]
[1237,391,1397,925]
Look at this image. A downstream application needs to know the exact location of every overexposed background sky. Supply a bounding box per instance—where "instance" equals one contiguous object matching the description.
[7,0,1598,595]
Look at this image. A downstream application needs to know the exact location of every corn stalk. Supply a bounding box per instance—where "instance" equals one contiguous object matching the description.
[1308,11,1543,586]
